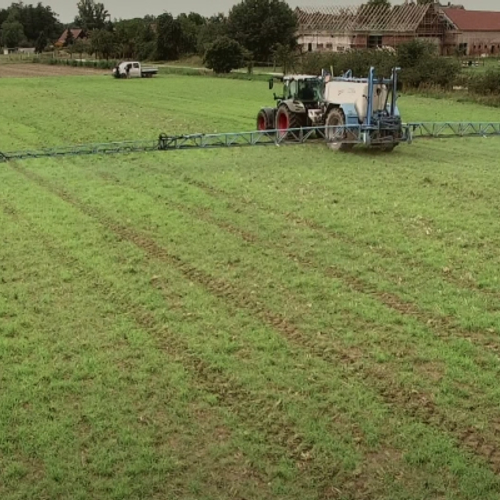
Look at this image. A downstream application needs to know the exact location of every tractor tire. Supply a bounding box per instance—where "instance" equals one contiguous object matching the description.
[275,105,306,141]
[256,108,275,132]
[325,108,354,152]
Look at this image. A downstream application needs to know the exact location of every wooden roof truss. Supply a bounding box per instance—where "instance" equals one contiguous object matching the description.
[296,4,436,34]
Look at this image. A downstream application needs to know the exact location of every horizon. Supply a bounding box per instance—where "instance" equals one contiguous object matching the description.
[0,0,497,24]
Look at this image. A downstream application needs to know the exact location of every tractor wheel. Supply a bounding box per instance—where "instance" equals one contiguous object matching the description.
[275,105,305,141]
[325,108,354,152]
[256,108,275,132]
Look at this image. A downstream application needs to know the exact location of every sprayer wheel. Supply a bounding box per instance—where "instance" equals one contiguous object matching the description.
[325,108,354,151]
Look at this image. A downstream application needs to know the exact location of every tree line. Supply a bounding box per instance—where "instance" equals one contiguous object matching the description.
[0,0,298,71]
[0,2,62,50]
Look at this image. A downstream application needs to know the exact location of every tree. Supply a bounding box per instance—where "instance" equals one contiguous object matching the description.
[114,17,156,60]
[90,28,115,59]
[366,0,391,6]
[0,3,62,46]
[1,20,24,48]
[177,12,205,56]
[203,36,245,73]
[272,43,300,74]
[197,14,227,56]
[65,29,75,47]
[75,0,110,31]
[35,31,48,53]
[156,12,182,60]
[227,0,297,63]
[73,38,91,59]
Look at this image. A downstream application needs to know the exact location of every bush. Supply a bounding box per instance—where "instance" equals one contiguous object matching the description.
[400,57,461,90]
[301,49,397,79]
[468,69,500,95]
[396,40,460,89]
[203,36,245,73]
[300,40,461,90]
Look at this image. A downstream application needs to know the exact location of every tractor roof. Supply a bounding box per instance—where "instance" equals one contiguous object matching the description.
[282,74,320,81]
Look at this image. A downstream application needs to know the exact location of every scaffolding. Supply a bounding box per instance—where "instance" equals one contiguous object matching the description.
[296,3,451,53]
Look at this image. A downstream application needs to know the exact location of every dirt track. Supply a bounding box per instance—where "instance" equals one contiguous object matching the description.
[0,63,108,78]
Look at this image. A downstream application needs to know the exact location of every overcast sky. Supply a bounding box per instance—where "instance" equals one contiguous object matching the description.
[0,0,496,23]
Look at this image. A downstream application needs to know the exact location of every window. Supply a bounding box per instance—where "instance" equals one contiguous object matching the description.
[133,63,139,68]
[368,35,383,49]
[326,43,333,49]
[317,43,324,50]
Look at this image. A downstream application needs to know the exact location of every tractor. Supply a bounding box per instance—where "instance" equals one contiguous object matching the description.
[257,74,324,136]
[256,67,408,151]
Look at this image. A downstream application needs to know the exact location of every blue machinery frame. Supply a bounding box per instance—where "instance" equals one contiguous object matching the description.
[1,122,500,162]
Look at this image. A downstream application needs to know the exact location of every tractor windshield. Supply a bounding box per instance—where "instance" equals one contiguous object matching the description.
[297,79,322,101]
[282,78,323,101]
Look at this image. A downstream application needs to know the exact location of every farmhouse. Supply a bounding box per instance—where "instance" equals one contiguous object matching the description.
[54,29,87,48]
[296,3,500,56]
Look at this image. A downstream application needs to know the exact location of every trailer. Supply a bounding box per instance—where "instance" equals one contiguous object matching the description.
[112,61,158,79]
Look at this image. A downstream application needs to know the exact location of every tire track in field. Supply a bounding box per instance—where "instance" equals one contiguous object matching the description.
[12,164,500,475]
[0,192,354,493]
[96,170,500,358]
[176,172,500,296]
[171,173,500,340]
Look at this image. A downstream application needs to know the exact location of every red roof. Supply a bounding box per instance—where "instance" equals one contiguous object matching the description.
[56,29,85,45]
[443,8,500,32]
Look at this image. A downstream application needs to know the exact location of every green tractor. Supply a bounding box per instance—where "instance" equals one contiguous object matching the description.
[256,75,325,137]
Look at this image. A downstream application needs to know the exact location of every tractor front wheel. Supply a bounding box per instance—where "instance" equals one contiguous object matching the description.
[325,108,354,152]
[275,106,305,141]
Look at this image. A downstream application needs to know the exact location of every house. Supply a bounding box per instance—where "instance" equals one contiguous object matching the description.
[442,8,500,55]
[54,29,87,48]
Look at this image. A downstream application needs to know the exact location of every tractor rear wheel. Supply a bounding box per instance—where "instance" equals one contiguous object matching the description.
[325,108,354,152]
[256,108,275,132]
[275,105,305,141]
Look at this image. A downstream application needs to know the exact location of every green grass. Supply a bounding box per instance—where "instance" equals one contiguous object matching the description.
[2,74,500,499]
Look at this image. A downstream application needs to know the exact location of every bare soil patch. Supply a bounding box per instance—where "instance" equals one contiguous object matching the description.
[0,63,108,78]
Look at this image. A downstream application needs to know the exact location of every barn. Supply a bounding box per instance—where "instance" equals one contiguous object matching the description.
[296,3,447,54]
[296,3,500,56]
[442,8,500,56]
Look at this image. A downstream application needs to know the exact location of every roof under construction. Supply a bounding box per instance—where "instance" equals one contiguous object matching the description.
[296,4,434,34]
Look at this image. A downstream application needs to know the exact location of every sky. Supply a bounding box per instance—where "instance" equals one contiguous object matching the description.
[0,0,497,23]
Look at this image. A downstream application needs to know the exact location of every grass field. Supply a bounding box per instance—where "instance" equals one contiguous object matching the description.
[2,74,500,499]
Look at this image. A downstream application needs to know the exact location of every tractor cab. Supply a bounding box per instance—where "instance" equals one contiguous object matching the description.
[269,75,323,103]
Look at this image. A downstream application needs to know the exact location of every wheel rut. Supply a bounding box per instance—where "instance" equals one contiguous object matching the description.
[96,169,500,357]
[12,163,500,474]
[0,189,351,489]
[177,173,500,299]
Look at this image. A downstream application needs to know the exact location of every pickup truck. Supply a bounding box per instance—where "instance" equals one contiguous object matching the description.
[112,61,158,79]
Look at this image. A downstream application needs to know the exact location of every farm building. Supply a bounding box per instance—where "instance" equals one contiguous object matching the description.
[442,8,500,55]
[296,3,447,53]
[54,29,87,48]
[296,3,500,56]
